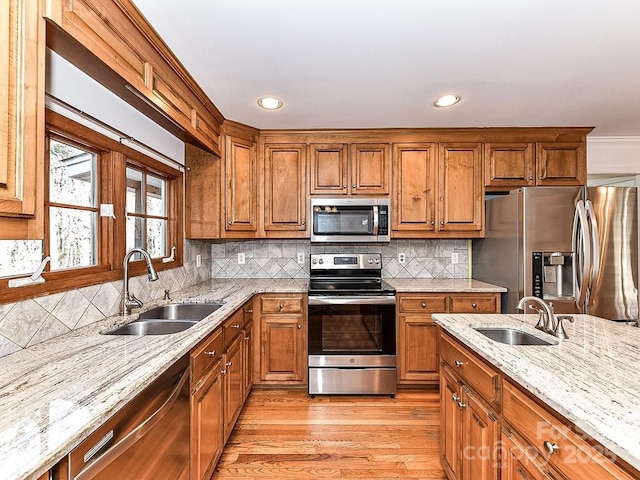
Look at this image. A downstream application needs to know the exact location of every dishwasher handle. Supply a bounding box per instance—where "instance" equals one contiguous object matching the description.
[75,366,190,480]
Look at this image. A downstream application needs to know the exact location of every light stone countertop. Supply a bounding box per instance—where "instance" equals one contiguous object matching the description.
[388,278,506,293]
[0,277,504,480]
[432,312,640,474]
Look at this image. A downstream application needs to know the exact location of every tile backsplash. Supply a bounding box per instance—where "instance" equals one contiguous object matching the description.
[0,238,468,357]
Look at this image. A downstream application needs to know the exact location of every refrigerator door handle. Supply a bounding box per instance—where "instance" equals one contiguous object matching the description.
[572,200,591,311]
[585,200,601,290]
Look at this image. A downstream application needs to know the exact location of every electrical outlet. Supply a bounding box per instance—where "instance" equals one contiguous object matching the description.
[398,252,406,264]
[196,254,202,268]
[238,252,245,265]
[451,252,459,264]
[297,252,306,264]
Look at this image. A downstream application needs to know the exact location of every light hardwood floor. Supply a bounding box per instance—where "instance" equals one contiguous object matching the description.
[211,389,446,479]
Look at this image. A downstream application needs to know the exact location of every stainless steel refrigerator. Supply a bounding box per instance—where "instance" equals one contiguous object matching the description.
[472,186,638,322]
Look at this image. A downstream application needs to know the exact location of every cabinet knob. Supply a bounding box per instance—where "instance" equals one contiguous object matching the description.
[430,221,435,225]
[539,175,545,180]
[421,302,426,308]
[343,184,347,189]
[454,360,465,367]
[543,441,559,455]
[245,309,253,313]
[452,393,460,402]
[221,369,227,375]
[226,361,232,367]
[228,220,232,225]
[232,324,241,329]
[457,400,467,409]
[279,303,284,309]
[302,220,305,225]
[204,350,216,356]
[529,176,534,180]
[297,324,302,329]
[244,335,250,340]
[471,303,477,308]
[440,221,444,225]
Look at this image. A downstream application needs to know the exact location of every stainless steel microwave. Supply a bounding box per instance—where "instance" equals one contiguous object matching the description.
[310,198,390,243]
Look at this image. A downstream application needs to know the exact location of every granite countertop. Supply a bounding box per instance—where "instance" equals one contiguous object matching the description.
[0,277,504,480]
[388,278,506,293]
[432,312,640,473]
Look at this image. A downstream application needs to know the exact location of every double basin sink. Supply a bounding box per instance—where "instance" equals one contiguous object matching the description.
[105,303,224,335]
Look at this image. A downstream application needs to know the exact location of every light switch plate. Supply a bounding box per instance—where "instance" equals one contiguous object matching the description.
[398,253,406,264]
[238,252,245,265]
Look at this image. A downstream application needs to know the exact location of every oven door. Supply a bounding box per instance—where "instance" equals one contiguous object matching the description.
[308,295,396,367]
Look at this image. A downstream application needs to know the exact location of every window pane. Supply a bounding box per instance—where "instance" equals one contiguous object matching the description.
[49,139,95,207]
[146,175,166,216]
[126,215,145,254]
[147,218,166,258]
[49,207,96,270]
[126,168,144,214]
[0,240,44,278]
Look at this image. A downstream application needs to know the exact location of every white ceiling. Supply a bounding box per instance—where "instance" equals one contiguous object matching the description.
[132,0,640,136]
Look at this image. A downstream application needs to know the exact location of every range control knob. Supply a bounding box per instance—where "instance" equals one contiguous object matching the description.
[319,258,324,264]
[368,258,374,264]
[375,258,380,264]
[312,259,317,264]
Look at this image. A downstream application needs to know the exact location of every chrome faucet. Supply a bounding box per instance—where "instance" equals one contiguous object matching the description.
[122,247,159,314]
[516,296,556,333]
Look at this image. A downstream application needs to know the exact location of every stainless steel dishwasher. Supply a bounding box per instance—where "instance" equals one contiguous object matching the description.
[64,355,190,480]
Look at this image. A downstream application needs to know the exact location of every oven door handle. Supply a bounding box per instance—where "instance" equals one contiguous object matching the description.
[308,295,396,305]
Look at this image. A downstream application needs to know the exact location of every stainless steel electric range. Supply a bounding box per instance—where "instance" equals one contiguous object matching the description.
[307,253,397,396]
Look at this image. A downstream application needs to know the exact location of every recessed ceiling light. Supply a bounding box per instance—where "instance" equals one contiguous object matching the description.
[434,94,461,108]
[257,96,283,110]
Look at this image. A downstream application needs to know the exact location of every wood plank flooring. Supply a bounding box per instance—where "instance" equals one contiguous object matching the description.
[211,389,446,479]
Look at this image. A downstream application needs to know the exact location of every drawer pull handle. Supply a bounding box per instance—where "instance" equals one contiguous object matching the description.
[457,400,467,409]
[454,360,465,367]
[226,361,232,367]
[232,324,241,329]
[452,393,460,402]
[245,308,253,313]
[221,369,227,375]
[421,302,426,308]
[472,303,477,308]
[204,350,217,356]
[83,430,114,463]
[244,335,251,340]
[543,441,559,455]
[279,304,284,309]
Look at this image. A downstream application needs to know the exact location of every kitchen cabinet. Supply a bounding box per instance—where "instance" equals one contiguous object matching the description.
[256,294,307,384]
[223,133,258,237]
[242,302,254,402]
[392,143,437,235]
[502,380,636,480]
[501,428,552,480]
[484,141,586,191]
[263,143,308,235]
[184,143,221,239]
[222,315,244,441]
[397,293,500,385]
[190,328,224,480]
[438,143,484,234]
[45,0,222,155]
[309,142,390,195]
[0,0,45,239]
[439,333,501,480]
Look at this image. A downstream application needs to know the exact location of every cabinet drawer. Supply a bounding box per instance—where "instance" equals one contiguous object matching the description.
[440,333,500,409]
[449,295,498,313]
[399,295,447,314]
[223,309,244,347]
[191,328,223,383]
[503,381,635,480]
[260,296,303,314]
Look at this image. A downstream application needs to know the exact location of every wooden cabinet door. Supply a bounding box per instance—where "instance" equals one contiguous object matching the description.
[398,315,438,384]
[438,143,483,233]
[536,143,586,186]
[350,143,390,195]
[223,334,244,441]
[484,143,535,189]
[1,0,44,234]
[185,144,221,239]
[309,143,348,195]
[392,143,437,234]
[461,387,500,480]
[190,359,224,480]
[264,143,307,233]
[242,319,253,402]
[501,430,550,480]
[224,135,257,234]
[260,315,305,382]
[441,365,462,480]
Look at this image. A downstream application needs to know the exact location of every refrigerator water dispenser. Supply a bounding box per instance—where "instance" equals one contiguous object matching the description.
[532,251,575,300]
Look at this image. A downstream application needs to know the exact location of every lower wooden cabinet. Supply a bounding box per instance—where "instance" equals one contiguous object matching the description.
[222,333,244,441]
[256,294,307,384]
[242,301,254,401]
[501,429,551,480]
[398,293,500,386]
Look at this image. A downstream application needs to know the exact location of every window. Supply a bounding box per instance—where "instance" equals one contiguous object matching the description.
[0,110,183,300]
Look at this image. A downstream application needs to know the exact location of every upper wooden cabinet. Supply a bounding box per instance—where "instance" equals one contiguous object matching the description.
[485,135,589,192]
[263,143,308,235]
[185,144,221,239]
[45,0,223,155]
[223,135,258,236]
[309,142,390,195]
[0,0,45,239]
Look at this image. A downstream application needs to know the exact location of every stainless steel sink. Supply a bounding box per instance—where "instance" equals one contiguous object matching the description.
[107,319,200,335]
[474,327,558,346]
[138,303,223,320]
[104,302,223,335]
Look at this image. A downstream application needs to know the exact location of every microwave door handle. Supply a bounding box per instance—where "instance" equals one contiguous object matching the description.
[372,206,379,236]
